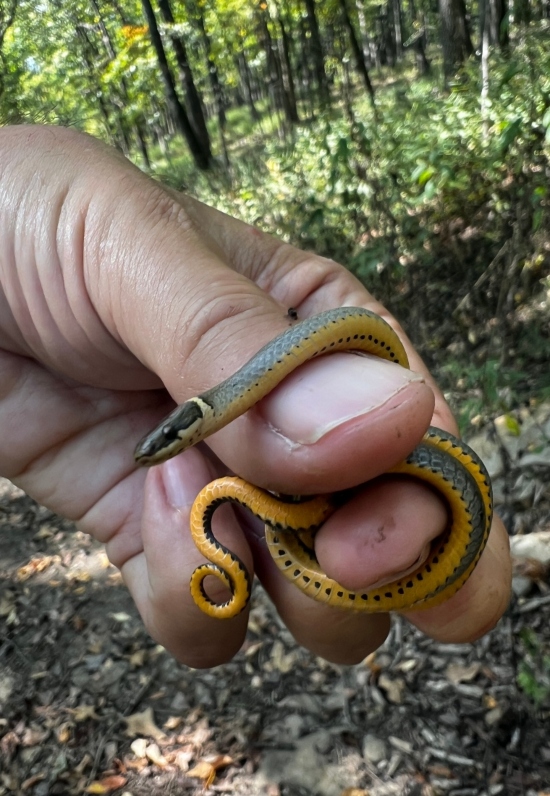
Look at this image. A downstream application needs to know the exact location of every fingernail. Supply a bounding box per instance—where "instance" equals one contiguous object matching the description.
[259,353,425,444]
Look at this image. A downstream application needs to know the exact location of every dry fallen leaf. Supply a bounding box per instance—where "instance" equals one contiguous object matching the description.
[21,774,46,790]
[55,721,72,744]
[270,640,296,673]
[85,775,127,794]
[130,738,148,758]
[145,743,168,767]
[187,754,233,787]
[123,707,165,741]
[378,674,406,704]
[340,789,370,796]
[69,705,100,722]
[33,527,54,540]
[446,662,481,686]
[0,731,19,762]
[187,722,212,747]
[74,753,93,774]
[129,650,147,668]
[16,556,56,581]
[164,715,182,731]
[125,756,148,771]
[21,725,48,747]
[483,694,499,710]
[0,592,16,617]
[110,611,132,623]
[363,652,382,676]
[173,748,194,771]
[67,571,92,583]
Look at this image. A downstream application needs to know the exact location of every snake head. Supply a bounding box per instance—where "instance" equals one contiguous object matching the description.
[134,399,206,466]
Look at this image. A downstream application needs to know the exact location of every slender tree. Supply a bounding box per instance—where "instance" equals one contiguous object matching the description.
[156,0,211,155]
[274,4,299,122]
[406,0,430,75]
[236,50,260,121]
[257,2,296,127]
[355,0,375,65]
[140,0,211,169]
[303,0,330,106]
[479,0,509,49]
[338,0,375,107]
[190,0,226,127]
[438,0,474,80]
[390,0,403,59]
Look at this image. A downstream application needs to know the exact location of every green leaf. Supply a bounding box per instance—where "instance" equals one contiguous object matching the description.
[503,414,521,436]
[497,118,522,155]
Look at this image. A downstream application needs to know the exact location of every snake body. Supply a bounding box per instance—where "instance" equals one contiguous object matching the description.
[135,307,493,619]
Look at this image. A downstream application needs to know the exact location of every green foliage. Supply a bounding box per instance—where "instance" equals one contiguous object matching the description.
[176,34,549,270]
[517,628,550,708]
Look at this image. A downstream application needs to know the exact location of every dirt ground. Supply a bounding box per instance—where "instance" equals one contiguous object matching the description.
[1,428,550,796]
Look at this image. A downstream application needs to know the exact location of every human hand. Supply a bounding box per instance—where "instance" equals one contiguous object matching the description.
[0,126,511,667]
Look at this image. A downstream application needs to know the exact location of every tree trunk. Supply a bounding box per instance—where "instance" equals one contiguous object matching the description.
[438,0,474,80]
[140,0,211,169]
[135,121,152,169]
[355,0,374,65]
[375,6,395,66]
[391,0,403,59]
[480,0,509,49]
[338,0,376,107]
[237,52,260,121]
[277,11,299,122]
[257,4,295,128]
[297,15,315,115]
[157,0,212,160]
[193,3,226,128]
[406,0,430,75]
[303,0,331,106]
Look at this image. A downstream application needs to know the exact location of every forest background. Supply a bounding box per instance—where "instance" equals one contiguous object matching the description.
[0,0,549,426]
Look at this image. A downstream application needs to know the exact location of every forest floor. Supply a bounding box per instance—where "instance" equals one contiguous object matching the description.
[1,403,550,796]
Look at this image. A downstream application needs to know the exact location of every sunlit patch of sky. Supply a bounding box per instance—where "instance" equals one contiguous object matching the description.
[25,56,40,73]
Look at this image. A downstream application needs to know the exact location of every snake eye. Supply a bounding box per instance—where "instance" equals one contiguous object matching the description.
[161,424,180,442]
[160,400,205,445]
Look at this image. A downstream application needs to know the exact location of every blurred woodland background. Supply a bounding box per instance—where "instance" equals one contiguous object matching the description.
[0,0,549,423]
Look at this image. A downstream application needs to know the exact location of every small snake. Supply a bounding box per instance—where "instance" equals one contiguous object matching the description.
[135,307,493,619]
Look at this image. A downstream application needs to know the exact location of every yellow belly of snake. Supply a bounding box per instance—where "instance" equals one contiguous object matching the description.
[135,307,493,620]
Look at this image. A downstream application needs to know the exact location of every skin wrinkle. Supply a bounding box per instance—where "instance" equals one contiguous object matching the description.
[171,290,283,397]
[259,248,339,307]
[76,196,132,358]
[177,194,279,281]
[86,186,155,349]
